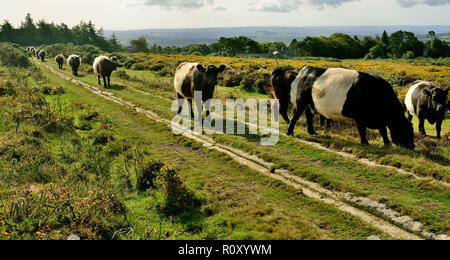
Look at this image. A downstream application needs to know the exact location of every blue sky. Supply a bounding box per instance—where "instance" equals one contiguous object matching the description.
[0,0,449,30]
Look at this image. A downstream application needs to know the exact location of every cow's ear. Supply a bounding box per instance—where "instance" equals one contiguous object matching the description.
[197,64,206,72]
[423,89,432,97]
[218,64,226,73]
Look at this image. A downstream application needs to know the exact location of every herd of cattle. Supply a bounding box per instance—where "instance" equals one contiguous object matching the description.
[25,47,449,150]
[26,47,121,88]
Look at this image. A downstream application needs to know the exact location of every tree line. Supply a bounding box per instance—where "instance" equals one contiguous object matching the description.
[127,31,449,59]
[0,14,122,52]
[1,14,448,59]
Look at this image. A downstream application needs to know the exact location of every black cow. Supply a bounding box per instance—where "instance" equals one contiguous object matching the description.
[405,80,449,139]
[286,66,415,149]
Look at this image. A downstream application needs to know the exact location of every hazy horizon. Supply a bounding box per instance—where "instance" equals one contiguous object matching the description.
[1,0,449,30]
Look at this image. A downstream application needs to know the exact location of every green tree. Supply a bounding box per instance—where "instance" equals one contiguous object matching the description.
[129,36,149,53]
[109,33,123,52]
[381,30,390,46]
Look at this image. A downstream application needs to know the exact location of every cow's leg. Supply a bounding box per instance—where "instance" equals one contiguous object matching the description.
[107,76,111,88]
[326,119,331,130]
[205,100,211,118]
[436,119,443,139]
[407,113,413,122]
[177,93,184,115]
[287,103,308,136]
[356,121,369,145]
[98,75,101,86]
[418,117,427,137]
[194,98,203,122]
[279,103,290,125]
[379,127,391,146]
[320,116,326,127]
[103,75,107,88]
[305,107,317,135]
[187,99,195,118]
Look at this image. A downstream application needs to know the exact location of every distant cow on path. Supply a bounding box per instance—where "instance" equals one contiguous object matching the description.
[286,66,415,149]
[174,62,226,118]
[67,55,81,76]
[405,80,449,139]
[55,54,64,69]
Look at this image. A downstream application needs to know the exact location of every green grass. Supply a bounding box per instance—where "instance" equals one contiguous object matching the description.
[36,59,450,236]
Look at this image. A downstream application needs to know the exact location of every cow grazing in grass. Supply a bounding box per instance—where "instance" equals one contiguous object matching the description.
[93,56,121,88]
[55,54,65,69]
[174,62,226,118]
[405,80,449,139]
[286,66,415,149]
[271,68,331,134]
[67,55,81,76]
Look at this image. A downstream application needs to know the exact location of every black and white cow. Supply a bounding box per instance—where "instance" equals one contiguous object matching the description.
[174,62,226,119]
[286,66,415,149]
[405,80,449,139]
[271,68,331,134]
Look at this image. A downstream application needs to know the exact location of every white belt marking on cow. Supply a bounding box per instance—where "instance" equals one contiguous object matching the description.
[290,76,300,107]
[405,81,423,117]
[174,63,198,98]
[312,68,358,121]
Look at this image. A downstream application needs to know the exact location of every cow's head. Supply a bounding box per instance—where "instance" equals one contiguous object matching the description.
[423,87,449,116]
[197,64,226,87]
[391,117,415,150]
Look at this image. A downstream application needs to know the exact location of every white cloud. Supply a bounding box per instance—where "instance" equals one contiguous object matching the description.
[397,0,450,7]
[125,0,215,10]
[248,0,359,13]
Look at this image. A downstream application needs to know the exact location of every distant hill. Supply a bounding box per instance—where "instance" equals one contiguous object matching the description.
[104,25,450,47]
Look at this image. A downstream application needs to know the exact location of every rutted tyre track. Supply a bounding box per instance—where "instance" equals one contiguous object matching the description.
[38,60,446,240]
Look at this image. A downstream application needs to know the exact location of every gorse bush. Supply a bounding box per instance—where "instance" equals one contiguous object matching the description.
[136,160,164,192]
[0,43,30,68]
[157,165,199,214]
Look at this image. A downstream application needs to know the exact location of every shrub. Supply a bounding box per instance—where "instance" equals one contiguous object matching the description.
[0,43,30,68]
[157,165,199,213]
[136,160,164,192]
[402,51,415,60]
[50,86,66,95]
[131,63,148,71]
[39,85,53,95]
[240,72,270,94]
[219,69,244,87]
[91,130,115,146]
[116,71,131,81]
[0,80,18,97]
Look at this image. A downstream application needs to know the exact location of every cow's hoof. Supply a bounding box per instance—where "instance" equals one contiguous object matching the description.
[308,130,317,135]
[287,131,294,137]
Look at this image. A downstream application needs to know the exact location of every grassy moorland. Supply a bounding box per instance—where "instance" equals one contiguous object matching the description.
[1,56,397,240]
[37,52,450,237]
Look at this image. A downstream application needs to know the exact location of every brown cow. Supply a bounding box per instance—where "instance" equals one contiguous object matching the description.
[174,62,226,118]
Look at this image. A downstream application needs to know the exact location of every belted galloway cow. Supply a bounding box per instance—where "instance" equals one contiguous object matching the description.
[174,62,226,118]
[405,80,449,139]
[285,66,415,149]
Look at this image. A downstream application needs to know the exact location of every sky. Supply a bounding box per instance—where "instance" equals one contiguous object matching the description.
[0,0,449,30]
